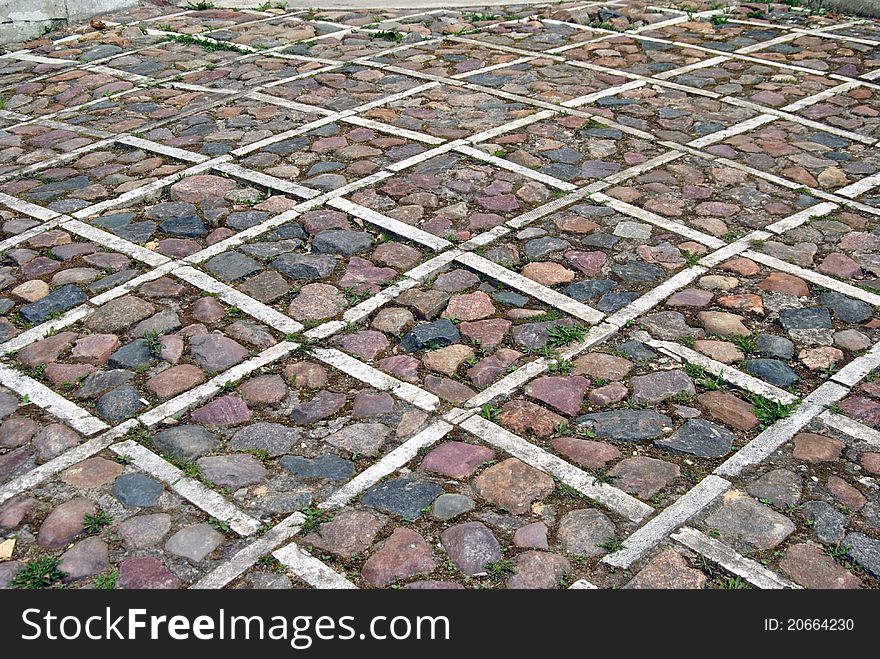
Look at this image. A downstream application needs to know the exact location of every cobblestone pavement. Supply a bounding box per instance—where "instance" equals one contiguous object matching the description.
[1,0,880,590]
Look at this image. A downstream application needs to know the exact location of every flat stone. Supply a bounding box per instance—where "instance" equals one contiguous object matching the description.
[576,409,672,441]
[513,522,549,550]
[511,318,574,350]
[400,319,460,352]
[61,457,123,488]
[302,510,387,558]
[441,522,501,576]
[53,538,106,584]
[288,283,348,322]
[758,273,810,297]
[442,292,495,321]
[609,456,680,498]
[85,295,154,333]
[508,551,571,589]
[421,441,494,479]
[291,391,346,425]
[205,252,262,282]
[834,330,871,352]
[107,340,152,370]
[639,311,703,340]
[360,477,443,520]
[550,437,620,468]
[284,362,327,389]
[801,501,847,544]
[118,513,172,549]
[742,359,800,387]
[521,261,575,286]
[631,370,695,405]
[779,307,832,331]
[588,382,629,406]
[624,549,706,589]
[281,454,354,481]
[818,291,872,323]
[757,334,795,360]
[792,433,844,462]
[558,508,615,557]
[498,399,566,438]
[780,542,861,589]
[37,498,95,549]
[827,476,866,511]
[197,455,268,489]
[113,473,164,508]
[460,319,511,348]
[361,528,436,587]
[312,230,372,256]
[843,532,880,580]
[841,396,880,425]
[667,288,713,307]
[19,285,87,324]
[431,493,475,521]
[695,339,744,364]
[191,395,252,427]
[572,352,633,381]
[698,311,750,337]
[655,419,735,458]
[189,334,247,372]
[473,458,554,514]
[525,375,590,415]
[117,557,181,589]
[325,422,390,457]
[421,344,474,376]
[352,391,394,418]
[703,489,795,550]
[147,364,206,399]
[697,391,758,431]
[239,375,287,407]
[192,297,225,323]
[165,523,224,563]
[153,425,220,460]
[746,469,802,507]
[372,308,414,334]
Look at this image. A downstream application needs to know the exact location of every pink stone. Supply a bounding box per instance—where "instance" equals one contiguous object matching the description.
[442,291,496,321]
[525,376,589,416]
[147,365,205,399]
[421,441,494,479]
[190,395,252,426]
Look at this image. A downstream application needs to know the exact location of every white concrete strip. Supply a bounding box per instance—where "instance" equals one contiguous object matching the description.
[61,219,171,267]
[688,114,777,148]
[138,341,295,427]
[387,140,465,172]
[836,171,880,199]
[464,110,555,145]
[602,475,732,569]
[230,114,340,157]
[672,527,801,589]
[456,144,576,191]
[653,55,729,79]
[505,187,595,230]
[272,542,358,589]
[0,420,135,506]
[319,421,452,510]
[592,193,725,248]
[697,239,751,268]
[745,249,880,307]
[192,514,305,589]
[764,202,839,235]
[562,80,646,108]
[0,363,108,436]
[780,81,863,113]
[715,381,849,477]
[604,150,685,185]
[115,135,211,162]
[173,266,304,334]
[311,347,440,411]
[342,115,446,145]
[328,197,452,250]
[832,339,880,387]
[404,250,462,282]
[457,251,604,324]
[647,337,798,404]
[89,263,179,306]
[0,192,61,220]
[111,439,262,536]
[459,225,511,251]
[818,411,880,450]
[721,97,877,145]
[605,267,706,329]
[212,161,320,199]
[460,415,653,522]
